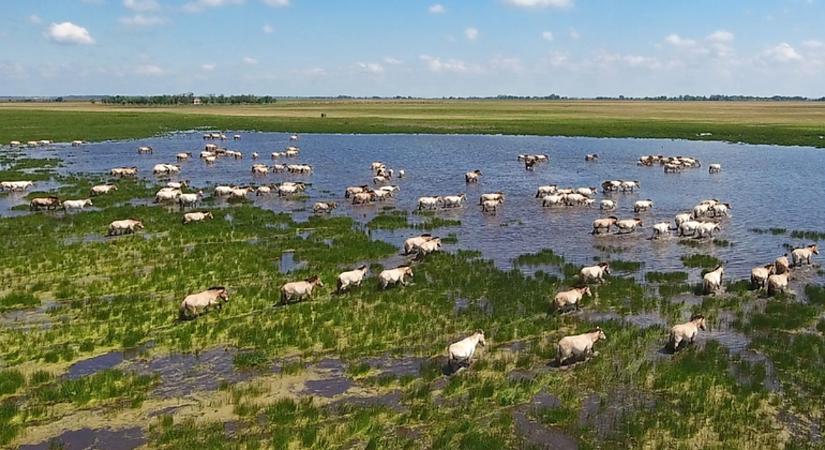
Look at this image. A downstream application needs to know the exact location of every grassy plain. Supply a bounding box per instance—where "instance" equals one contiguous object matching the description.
[1,100,824,147]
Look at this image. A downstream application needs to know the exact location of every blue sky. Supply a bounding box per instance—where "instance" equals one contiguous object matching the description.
[1,0,823,97]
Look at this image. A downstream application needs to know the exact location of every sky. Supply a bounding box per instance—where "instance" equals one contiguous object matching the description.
[1,0,824,97]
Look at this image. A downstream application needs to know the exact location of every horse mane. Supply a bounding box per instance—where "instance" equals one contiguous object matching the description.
[588,327,602,333]
[690,314,705,321]
[357,264,368,270]
[305,275,320,282]
[397,265,411,269]
[207,286,226,291]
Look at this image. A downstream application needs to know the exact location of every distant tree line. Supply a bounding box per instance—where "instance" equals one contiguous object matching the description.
[4,94,825,102]
[99,93,276,105]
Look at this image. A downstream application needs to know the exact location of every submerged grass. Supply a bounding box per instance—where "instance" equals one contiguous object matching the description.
[680,254,723,268]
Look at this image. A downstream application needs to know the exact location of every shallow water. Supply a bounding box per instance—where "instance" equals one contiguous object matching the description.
[18,427,145,450]
[302,358,353,397]
[124,346,250,398]
[9,133,825,282]
[65,342,153,379]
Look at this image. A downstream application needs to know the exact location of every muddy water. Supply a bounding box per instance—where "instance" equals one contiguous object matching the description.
[18,427,145,450]
[65,343,153,379]
[124,346,251,398]
[302,358,352,397]
[11,134,825,282]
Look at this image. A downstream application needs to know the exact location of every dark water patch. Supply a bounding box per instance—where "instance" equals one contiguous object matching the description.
[624,312,667,329]
[66,342,154,379]
[579,310,665,329]
[325,390,405,413]
[0,300,59,331]
[508,370,537,383]
[302,358,353,398]
[513,407,578,450]
[63,233,107,245]
[452,296,493,315]
[578,389,656,441]
[125,346,249,398]
[278,251,306,274]
[18,427,145,450]
[363,356,425,378]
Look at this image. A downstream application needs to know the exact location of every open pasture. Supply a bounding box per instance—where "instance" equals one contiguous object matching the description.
[2,100,825,148]
[1,131,824,449]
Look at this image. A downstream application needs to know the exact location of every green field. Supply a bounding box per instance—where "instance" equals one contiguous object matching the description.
[1,100,825,147]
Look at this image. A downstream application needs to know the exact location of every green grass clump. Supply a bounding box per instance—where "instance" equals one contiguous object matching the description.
[789,230,825,241]
[415,216,461,230]
[31,369,156,406]
[749,227,787,235]
[805,284,825,305]
[608,260,644,272]
[0,292,39,311]
[513,249,565,267]
[0,370,25,395]
[233,350,270,370]
[0,401,20,445]
[680,254,722,268]
[441,233,459,244]
[367,210,408,230]
[744,298,819,332]
[645,271,689,283]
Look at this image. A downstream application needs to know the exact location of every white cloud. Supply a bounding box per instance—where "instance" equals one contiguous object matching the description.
[262,24,274,34]
[242,56,258,65]
[664,33,696,47]
[428,4,445,13]
[295,67,326,76]
[47,22,95,45]
[802,39,824,49]
[764,42,802,62]
[541,31,554,41]
[546,51,570,68]
[383,57,403,65]
[119,14,167,27]
[489,56,523,73]
[504,0,573,8]
[201,63,216,71]
[465,27,479,41]
[568,28,580,39]
[183,0,244,13]
[28,14,42,24]
[123,0,159,12]
[135,64,164,76]
[706,30,734,43]
[357,62,384,74]
[262,0,289,7]
[419,54,480,73]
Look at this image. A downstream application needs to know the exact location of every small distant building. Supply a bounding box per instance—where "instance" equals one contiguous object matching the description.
[192,97,202,105]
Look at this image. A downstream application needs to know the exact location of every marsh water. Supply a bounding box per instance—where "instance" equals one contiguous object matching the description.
[7,132,824,283]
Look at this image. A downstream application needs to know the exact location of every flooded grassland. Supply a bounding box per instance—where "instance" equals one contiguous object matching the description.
[1,133,824,449]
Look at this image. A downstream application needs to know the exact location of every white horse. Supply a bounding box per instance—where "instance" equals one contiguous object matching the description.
[179,287,229,319]
[556,328,607,366]
[448,330,486,370]
[280,276,324,304]
[668,315,706,351]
